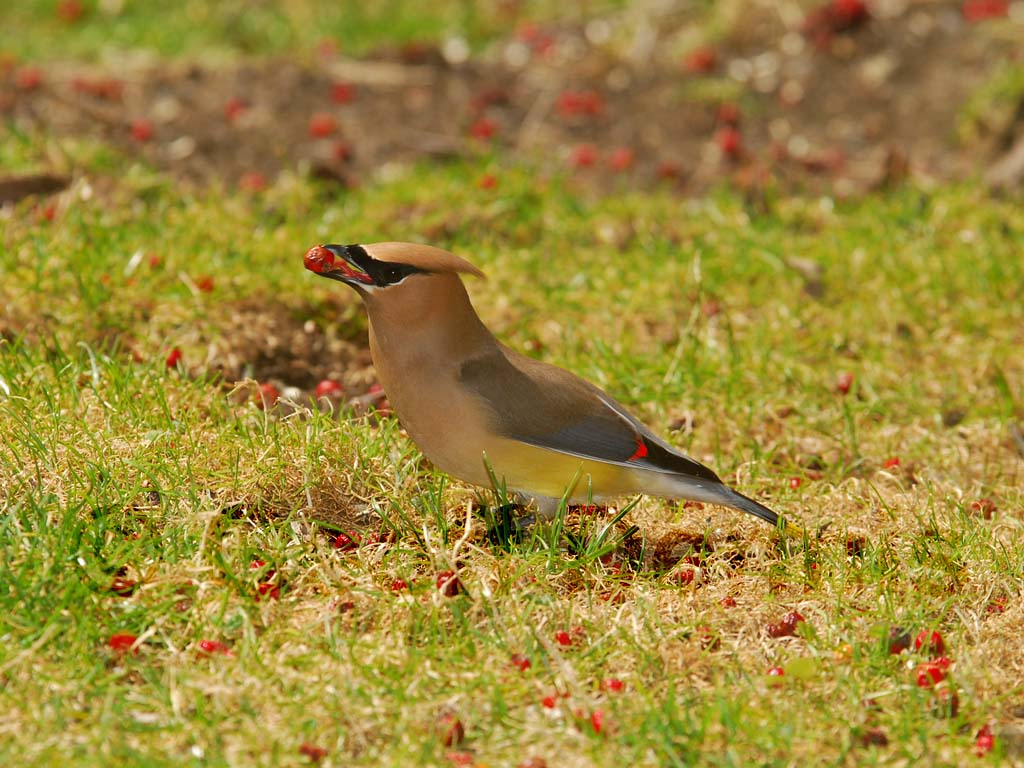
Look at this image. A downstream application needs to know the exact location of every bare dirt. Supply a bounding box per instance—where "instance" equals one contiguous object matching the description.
[3,2,1022,199]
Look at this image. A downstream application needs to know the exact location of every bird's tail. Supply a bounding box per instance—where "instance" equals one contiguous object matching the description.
[718,487,805,540]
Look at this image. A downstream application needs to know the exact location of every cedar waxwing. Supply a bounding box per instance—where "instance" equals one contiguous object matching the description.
[304,242,799,535]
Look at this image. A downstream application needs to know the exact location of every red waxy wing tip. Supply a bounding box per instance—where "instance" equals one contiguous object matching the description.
[304,245,335,274]
[627,436,649,462]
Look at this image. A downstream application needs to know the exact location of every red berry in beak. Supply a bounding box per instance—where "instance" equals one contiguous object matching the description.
[304,245,336,274]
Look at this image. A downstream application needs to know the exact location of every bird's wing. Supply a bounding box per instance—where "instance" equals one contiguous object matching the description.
[457,347,722,483]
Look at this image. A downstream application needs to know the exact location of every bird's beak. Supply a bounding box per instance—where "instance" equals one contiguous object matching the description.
[303,244,374,286]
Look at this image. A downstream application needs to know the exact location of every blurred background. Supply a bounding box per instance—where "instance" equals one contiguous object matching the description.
[4,0,1024,200]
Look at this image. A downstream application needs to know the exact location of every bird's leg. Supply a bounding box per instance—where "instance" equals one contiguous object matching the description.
[484,501,531,547]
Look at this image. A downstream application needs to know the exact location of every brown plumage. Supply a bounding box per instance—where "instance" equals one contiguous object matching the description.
[304,241,799,534]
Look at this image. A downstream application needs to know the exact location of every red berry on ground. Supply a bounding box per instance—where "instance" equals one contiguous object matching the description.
[437,714,465,747]
[569,143,598,168]
[657,161,682,180]
[436,569,461,597]
[766,610,805,638]
[720,596,737,607]
[915,661,947,688]
[789,476,803,490]
[478,173,498,190]
[716,127,742,159]
[298,742,328,762]
[195,275,214,293]
[970,498,996,518]
[914,629,945,657]
[331,141,353,163]
[883,457,900,469]
[717,102,740,127]
[767,666,784,676]
[224,98,248,121]
[330,82,355,104]
[684,47,716,73]
[836,371,854,394]
[603,677,624,693]
[315,379,345,399]
[963,0,1008,23]
[469,117,498,141]
[589,709,606,735]
[14,67,43,90]
[130,119,154,142]
[541,694,558,709]
[256,382,280,409]
[56,0,85,22]
[308,113,337,138]
[888,626,912,654]
[238,171,268,192]
[165,347,183,369]
[108,633,138,654]
[390,578,409,592]
[555,630,572,647]
[974,723,995,756]
[197,639,233,656]
[608,147,634,172]
[256,581,280,600]
[333,532,360,550]
[510,653,531,672]
[110,577,136,596]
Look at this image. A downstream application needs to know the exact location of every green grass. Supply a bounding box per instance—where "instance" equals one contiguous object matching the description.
[0,0,625,61]
[2,151,1022,766]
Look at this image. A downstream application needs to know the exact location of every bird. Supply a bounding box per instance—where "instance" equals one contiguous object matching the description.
[304,241,800,536]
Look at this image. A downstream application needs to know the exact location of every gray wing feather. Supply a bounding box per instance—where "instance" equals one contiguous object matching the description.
[458,347,721,483]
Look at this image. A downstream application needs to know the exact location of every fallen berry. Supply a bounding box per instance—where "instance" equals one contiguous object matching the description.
[224,98,248,121]
[717,102,740,126]
[974,723,995,756]
[767,610,805,638]
[446,751,474,767]
[657,161,682,180]
[914,629,945,658]
[834,643,854,662]
[195,275,214,293]
[767,666,785,676]
[888,626,912,654]
[963,0,1008,23]
[478,173,498,190]
[510,653,531,672]
[836,371,854,395]
[110,577,136,596]
[716,127,741,159]
[469,117,498,141]
[517,758,548,768]
[883,457,901,469]
[970,498,996,519]
[602,677,624,693]
[986,596,1008,614]
[555,630,572,647]
[589,709,606,735]
[14,67,43,90]
[607,147,634,172]
[931,686,960,718]
[56,0,85,22]
[915,661,948,688]
[541,694,558,709]
[331,141,352,163]
[569,143,598,168]
[390,578,409,592]
[108,633,138,654]
[315,379,345,399]
[789,476,803,490]
[298,742,328,762]
[333,532,360,550]
[330,82,355,104]
[256,382,280,409]
[165,347,183,369]
[436,569,461,597]
[130,119,154,142]
[437,713,465,747]
[197,639,232,656]
[238,171,267,192]
[308,113,337,138]
[556,89,604,118]
[256,582,281,600]
[683,46,716,73]
[719,596,737,607]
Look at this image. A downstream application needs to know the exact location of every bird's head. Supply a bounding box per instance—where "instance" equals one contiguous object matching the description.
[303,242,484,295]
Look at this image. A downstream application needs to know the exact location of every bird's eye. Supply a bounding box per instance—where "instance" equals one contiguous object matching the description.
[381,267,402,284]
